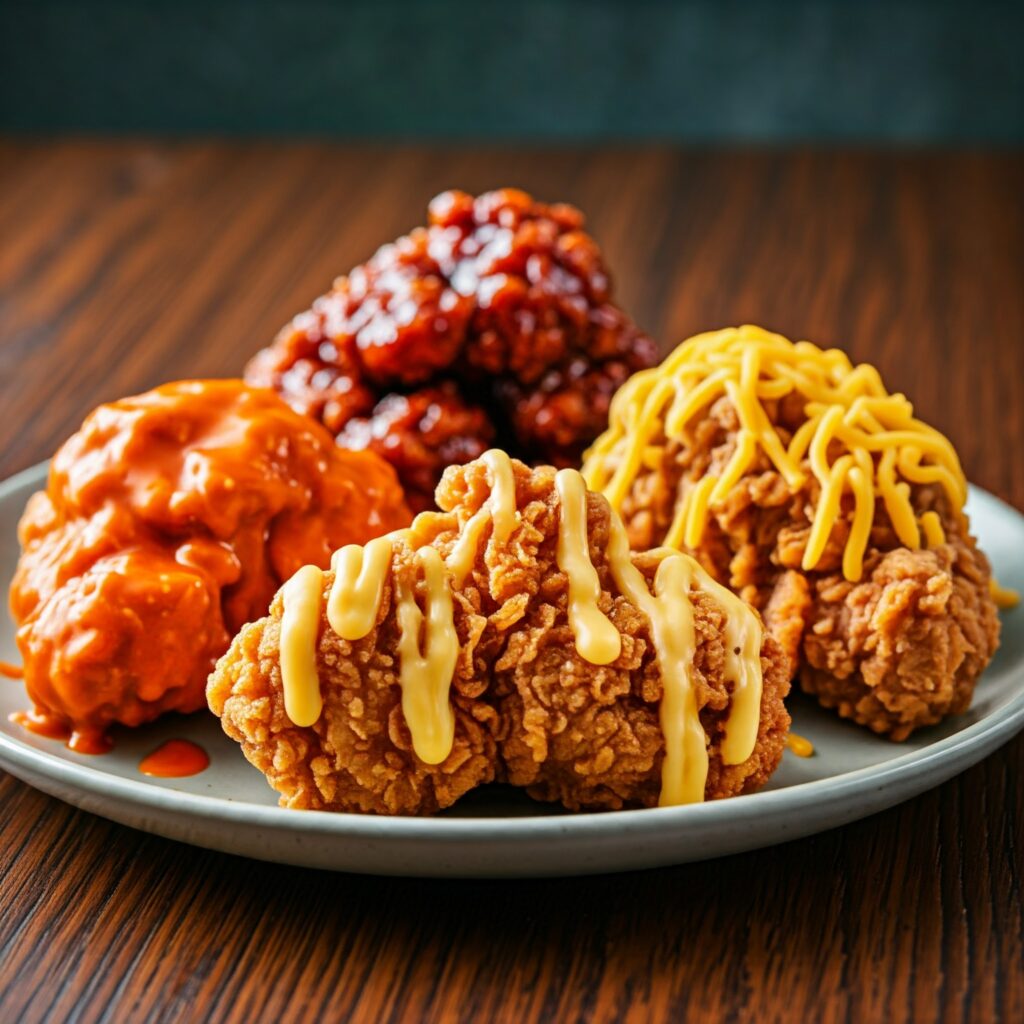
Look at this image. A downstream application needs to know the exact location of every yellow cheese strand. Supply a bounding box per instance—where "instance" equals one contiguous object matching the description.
[606,513,764,805]
[554,469,622,665]
[803,454,853,571]
[786,733,815,757]
[709,429,758,506]
[395,547,459,765]
[446,449,519,585]
[327,536,393,639]
[582,325,968,583]
[683,475,718,548]
[279,565,325,728]
[878,448,920,550]
[990,579,1021,609]
[919,510,946,547]
[844,454,875,582]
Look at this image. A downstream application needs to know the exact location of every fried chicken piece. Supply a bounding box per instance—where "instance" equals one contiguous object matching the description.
[208,454,790,814]
[206,546,500,815]
[245,188,657,509]
[625,401,998,741]
[10,380,411,751]
[590,328,1001,740]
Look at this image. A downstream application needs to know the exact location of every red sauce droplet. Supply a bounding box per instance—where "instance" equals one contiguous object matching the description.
[139,738,209,778]
[10,708,71,742]
[69,729,114,755]
[0,661,24,679]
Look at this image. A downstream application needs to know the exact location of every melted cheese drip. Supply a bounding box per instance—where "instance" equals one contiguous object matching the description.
[786,733,815,757]
[991,579,1021,610]
[554,469,621,665]
[582,325,968,583]
[327,536,393,639]
[281,537,461,765]
[279,565,325,727]
[277,448,765,804]
[446,449,519,585]
[605,513,764,805]
[394,547,459,764]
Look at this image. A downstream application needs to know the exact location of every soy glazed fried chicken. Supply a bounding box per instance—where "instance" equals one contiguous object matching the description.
[10,380,410,752]
[583,326,1001,740]
[208,452,790,815]
[245,188,657,509]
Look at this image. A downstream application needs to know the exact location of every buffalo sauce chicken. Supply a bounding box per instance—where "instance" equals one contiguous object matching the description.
[8,379,411,752]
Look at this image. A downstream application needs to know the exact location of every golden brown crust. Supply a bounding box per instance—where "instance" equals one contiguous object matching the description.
[617,393,1001,740]
[208,555,499,815]
[208,457,791,814]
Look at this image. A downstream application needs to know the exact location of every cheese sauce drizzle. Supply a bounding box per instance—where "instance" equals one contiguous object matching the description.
[394,547,459,764]
[279,451,521,764]
[554,466,763,802]
[279,451,764,804]
[991,579,1021,610]
[607,507,763,804]
[327,536,393,639]
[582,325,968,583]
[283,533,463,763]
[446,449,520,585]
[279,564,326,728]
[554,469,621,665]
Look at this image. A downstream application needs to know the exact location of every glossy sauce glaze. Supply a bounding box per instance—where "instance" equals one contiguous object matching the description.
[8,710,112,754]
[9,379,411,754]
[245,188,657,510]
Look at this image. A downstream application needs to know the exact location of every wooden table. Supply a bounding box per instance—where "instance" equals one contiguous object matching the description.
[1,142,1022,1023]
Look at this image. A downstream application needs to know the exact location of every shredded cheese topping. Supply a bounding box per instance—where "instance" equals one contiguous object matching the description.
[582,325,968,582]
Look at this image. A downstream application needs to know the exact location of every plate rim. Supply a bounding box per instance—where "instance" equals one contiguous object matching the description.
[2,460,1023,846]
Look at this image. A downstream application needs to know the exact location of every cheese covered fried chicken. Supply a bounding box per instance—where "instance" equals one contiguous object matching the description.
[245,188,657,509]
[583,326,1001,740]
[207,451,790,815]
[10,380,410,752]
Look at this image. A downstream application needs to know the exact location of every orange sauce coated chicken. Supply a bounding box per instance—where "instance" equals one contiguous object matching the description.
[9,380,410,752]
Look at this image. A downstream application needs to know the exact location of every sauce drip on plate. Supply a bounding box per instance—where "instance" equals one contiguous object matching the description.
[786,733,815,758]
[139,739,210,778]
[8,709,112,754]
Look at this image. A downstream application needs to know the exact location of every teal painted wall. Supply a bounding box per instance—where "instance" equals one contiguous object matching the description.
[2,0,1021,141]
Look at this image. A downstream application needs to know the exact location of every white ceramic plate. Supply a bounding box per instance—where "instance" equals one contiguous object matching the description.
[1,463,1023,878]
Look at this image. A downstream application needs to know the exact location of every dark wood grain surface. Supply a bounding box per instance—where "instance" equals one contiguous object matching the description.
[1,141,1022,1023]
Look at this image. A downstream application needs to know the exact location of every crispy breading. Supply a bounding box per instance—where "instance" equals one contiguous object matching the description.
[208,457,791,814]
[617,393,1001,740]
